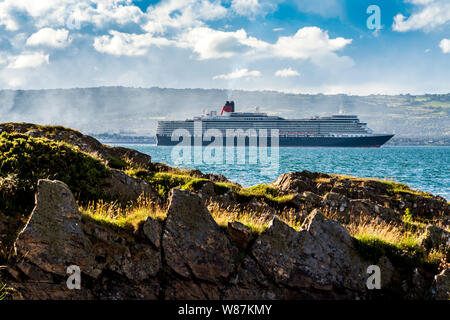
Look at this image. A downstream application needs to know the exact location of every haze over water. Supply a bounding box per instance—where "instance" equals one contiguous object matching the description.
[114,145,450,200]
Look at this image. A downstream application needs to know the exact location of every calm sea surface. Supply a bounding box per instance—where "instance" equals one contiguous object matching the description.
[113,144,450,200]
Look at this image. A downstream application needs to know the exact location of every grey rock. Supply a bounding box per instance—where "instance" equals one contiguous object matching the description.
[251,209,366,296]
[163,189,238,282]
[420,225,450,251]
[14,179,98,278]
[432,268,450,300]
[227,221,252,248]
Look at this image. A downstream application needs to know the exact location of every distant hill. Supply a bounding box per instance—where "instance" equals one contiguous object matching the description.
[0,87,449,138]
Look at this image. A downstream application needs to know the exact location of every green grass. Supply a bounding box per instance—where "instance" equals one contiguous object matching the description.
[353,234,441,272]
[80,198,166,233]
[181,178,210,192]
[214,182,297,205]
[383,181,432,198]
[107,156,129,170]
[0,282,7,300]
[127,169,298,205]
[125,169,197,199]
[0,132,110,216]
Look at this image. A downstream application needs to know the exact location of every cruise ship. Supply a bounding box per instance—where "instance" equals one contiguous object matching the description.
[156,101,394,147]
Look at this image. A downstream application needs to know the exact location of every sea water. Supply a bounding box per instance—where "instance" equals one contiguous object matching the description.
[113,145,450,200]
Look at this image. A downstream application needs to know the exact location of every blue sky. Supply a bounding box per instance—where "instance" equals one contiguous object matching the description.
[0,0,448,94]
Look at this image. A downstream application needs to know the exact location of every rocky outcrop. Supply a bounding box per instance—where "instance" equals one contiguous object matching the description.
[227,221,252,249]
[252,210,366,298]
[163,189,237,283]
[1,180,369,300]
[1,177,449,300]
[14,180,97,278]
[433,268,450,300]
[103,169,156,202]
[0,122,152,169]
[271,171,326,194]
[420,225,450,251]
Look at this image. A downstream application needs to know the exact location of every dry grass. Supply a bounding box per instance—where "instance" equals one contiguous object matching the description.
[207,202,302,234]
[207,202,271,234]
[80,195,166,232]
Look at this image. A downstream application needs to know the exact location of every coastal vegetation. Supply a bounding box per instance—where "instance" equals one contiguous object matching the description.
[0,132,110,216]
[0,123,448,300]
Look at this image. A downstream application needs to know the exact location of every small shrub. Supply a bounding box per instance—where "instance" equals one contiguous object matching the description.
[181,178,210,192]
[107,157,129,170]
[0,132,110,215]
[403,208,413,222]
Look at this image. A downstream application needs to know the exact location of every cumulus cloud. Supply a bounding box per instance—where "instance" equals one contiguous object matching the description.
[143,0,227,33]
[26,28,71,48]
[0,1,358,89]
[178,27,268,59]
[0,0,144,31]
[213,68,261,80]
[230,0,275,17]
[440,38,450,53]
[393,0,450,32]
[179,26,352,67]
[275,68,300,77]
[94,31,173,56]
[272,27,351,59]
[7,52,49,68]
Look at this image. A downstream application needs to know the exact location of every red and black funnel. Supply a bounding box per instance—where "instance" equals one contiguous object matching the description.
[220,101,235,115]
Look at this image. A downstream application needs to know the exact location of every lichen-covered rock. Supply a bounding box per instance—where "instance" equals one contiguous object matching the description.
[420,225,450,251]
[83,222,161,282]
[432,268,450,300]
[163,189,238,282]
[271,171,321,194]
[14,179,98,278]
[227,221,252,248]
[348,199,400,224]
[224,256,280,300]
[322,192,349,208]
[251,209,366,297]
[103,169,156,201]
[142,217,162,249]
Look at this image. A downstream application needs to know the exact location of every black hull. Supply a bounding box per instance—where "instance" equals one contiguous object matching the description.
[156,134,394,147]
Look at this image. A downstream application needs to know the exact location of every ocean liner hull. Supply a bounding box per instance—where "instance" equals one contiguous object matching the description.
[156,134,394,147]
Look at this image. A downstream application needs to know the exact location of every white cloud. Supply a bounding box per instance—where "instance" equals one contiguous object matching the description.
[231,0,269,17]
[272,27,284,32]
[94,31,173,56]
[213,68,261,80]
[275,68,300,77]
[272,27,351,59]
[393,0,450,32]
[178,27,268,60]
[440,38,450,53]
[26,28,71,48]
[0,0,145,31]
[143,0,227,33]
[7,52,49,68]
[179,26,352,68]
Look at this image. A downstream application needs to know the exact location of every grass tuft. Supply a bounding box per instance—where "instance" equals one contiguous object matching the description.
[80,195,166,233]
